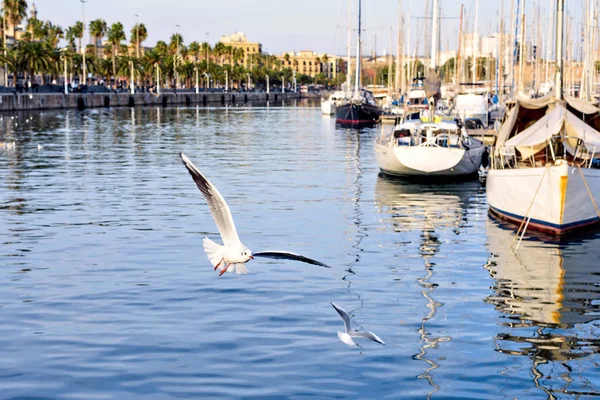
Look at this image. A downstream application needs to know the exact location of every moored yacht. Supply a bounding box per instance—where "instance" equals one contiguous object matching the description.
[486,0,600,235]
[335,0,382,127]
[321,91,346,115]
[374,118,485,178]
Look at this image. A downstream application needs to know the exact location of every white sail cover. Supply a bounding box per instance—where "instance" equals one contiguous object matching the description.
[504,105,600,159]
[494,94,556,155]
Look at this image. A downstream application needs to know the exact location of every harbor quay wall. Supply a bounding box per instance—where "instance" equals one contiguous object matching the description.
[0,91,299,112]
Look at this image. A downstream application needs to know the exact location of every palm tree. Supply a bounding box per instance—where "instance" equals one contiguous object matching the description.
[16,40,52,84]
[200,41,211,63]
[97,57,112,87]
[65,26,77,52]
[213,41,226,65]
[0,45,17,85]
[154,40,168,56]
[44,22,64,48]
[89,19,107,58]
[72,21,84,53]
[142,47,161,86]
[2,0,27,41]
[130,23,147,57]
[188,41,200,61]
[321,54,329,78]
[178,60,195,88]
[107,22,125,88]
[26,17,44,40]
[169,33,183,55]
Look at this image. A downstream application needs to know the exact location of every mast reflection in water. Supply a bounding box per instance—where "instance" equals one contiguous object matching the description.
[485,219,600,397]
[374,175,481,398]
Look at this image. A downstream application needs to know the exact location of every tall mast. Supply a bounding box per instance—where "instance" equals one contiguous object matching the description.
[388,26,393,96]
[545,3,554,84]
[456,4,464,85]
[511,0,519,95]
[347,0,352,93]
[395,0,402,93]
[555,0,564,101]
[430,0,439,70]
[498,0,504,100]
[518,9,525,92]
[355,0,362,93]
[472,0,479,84]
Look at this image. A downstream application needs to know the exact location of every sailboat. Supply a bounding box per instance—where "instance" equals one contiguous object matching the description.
[335,0,382,126]
[373,0,485,179]
[486,0,600,235]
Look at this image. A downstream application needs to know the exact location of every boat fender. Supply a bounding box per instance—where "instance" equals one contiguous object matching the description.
[481,147,490,168]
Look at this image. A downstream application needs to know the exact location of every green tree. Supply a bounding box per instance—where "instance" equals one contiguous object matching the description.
[169,33,183,55]
[2,0,27,41]
[107,22,125,88]
[16,40,52,83]
[89,19,107,57]
[130,22,147,57]
[0,45,17,85]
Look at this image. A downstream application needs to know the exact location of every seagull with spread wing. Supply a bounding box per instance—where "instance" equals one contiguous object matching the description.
[331,302,385,347]
[180,153,331,276]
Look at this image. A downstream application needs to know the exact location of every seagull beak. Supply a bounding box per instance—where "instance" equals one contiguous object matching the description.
[249,255,254,259]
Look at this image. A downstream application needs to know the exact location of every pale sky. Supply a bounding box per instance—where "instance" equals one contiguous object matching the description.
[30,0,584,56]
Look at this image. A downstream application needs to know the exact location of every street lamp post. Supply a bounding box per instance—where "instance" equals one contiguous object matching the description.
[205,32,210,71]
[80,0,87,87]
[293,71,297,92]
[62,50,68,94]
[135,14,140,58]
[129,60,134,94]
[282,76,285,93]
[194,66,199,94]
[247,73,251,91]
[175,24,180,89]
[203,72,210,89]
[225,69,228,92]
[266,75,269,94]
[2,11,7,86]
[154,62,160,94]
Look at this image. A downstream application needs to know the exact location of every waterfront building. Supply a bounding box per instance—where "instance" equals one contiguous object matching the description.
[277,50,343,80]
[219,31,262,68]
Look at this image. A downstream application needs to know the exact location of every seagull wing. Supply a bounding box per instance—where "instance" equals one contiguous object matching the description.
[349,330,385,345]
[180,153,241,246]
[331,302,352,333]
[253,251,331,268]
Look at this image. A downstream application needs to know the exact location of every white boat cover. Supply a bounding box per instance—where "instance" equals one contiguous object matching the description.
[495,93,600,157]
[503,105,600,159]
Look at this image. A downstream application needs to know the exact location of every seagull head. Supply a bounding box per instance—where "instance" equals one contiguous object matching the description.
[241,249,253,261]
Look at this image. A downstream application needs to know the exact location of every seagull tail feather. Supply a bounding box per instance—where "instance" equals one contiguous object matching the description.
[203,237,225,270]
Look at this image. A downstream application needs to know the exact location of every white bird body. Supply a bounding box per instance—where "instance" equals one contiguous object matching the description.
[331,302,385,347]
[180,153,331,276]
[337,332,357,346]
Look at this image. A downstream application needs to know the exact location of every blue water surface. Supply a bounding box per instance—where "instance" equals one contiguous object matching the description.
[1,102,600,399]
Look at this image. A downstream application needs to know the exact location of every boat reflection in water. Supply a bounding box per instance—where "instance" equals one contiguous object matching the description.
[485,218,600,397]
[374,175,481,398]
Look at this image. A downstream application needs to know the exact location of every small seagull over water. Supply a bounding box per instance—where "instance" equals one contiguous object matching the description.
[331,303,385,347]
[180,153,331,276]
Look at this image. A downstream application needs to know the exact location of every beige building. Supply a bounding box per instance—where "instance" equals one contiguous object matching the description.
[219,31,262,67]
[277,50,342,79]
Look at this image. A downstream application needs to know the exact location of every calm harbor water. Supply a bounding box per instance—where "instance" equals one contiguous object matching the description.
[1,102,600,399]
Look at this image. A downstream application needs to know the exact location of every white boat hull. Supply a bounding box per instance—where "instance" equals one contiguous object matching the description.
[486,164,600,234]
[321,100,336,115]
[374,142,485,177]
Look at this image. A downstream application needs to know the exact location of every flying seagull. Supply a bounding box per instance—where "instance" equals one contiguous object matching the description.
[180,153,331,276]
[331,302,385,347]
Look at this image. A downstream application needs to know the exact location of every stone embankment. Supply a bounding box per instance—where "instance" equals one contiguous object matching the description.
[0,91,299,112]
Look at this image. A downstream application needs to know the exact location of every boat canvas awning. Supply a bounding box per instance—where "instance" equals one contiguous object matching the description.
[504,105,600,159]
[494,94,556,155]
